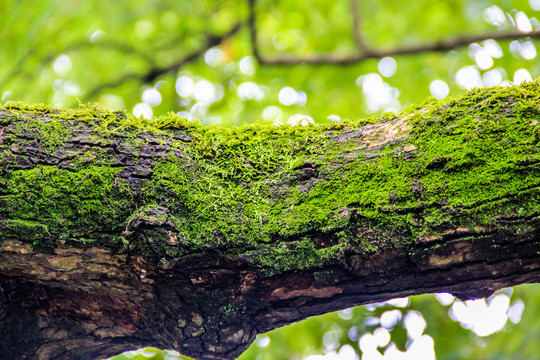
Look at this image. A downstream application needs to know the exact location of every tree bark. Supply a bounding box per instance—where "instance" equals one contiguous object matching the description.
[1,83,539,360]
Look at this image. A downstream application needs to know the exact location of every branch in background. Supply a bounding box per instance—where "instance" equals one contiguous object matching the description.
[84,22,243,100]
[1,85,540,360]
[247,0,262,61]
[1,0,229,93]
[350,0,368,50]
[0,41,158,91]
[247,0,540,65]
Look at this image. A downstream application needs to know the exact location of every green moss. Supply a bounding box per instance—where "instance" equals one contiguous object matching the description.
[0,219,52,250]
[1,82,539,272]
[0,165,134,248]
[15,117,69,152]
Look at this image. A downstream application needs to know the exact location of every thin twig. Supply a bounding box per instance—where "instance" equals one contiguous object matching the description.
[247,0,262,62]
[350,0,367,50]
[0,41,157,89]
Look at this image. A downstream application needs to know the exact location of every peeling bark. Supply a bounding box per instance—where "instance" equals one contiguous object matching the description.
[1,84,540,359]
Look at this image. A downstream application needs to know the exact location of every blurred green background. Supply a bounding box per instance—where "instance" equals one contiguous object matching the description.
[2,0,539,359]
[111,285,540,360]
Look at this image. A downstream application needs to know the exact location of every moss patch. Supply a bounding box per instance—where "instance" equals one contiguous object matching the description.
[1,82,539,272]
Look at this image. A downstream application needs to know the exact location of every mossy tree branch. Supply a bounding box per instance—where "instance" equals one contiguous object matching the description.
[1,83,539,360]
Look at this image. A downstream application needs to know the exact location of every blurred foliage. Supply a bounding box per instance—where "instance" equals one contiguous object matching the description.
[2,0,540,359]
[2,0,540,126]
[110,284,540,359]
[238,284,540,360]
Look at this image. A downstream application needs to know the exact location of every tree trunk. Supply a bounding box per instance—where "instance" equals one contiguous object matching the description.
[1,83,539,360]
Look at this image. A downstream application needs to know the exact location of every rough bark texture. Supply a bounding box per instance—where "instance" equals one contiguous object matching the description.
[0,83,539,360]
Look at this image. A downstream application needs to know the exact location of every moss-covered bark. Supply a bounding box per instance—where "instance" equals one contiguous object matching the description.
[0,83,539,359]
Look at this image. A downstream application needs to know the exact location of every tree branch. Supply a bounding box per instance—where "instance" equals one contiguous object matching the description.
[247,0,540,65]
[350,0,368,50]
[247,0,263,62]
[1,83,540,360]
[84,22,243,100]
[0,40,158,93]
